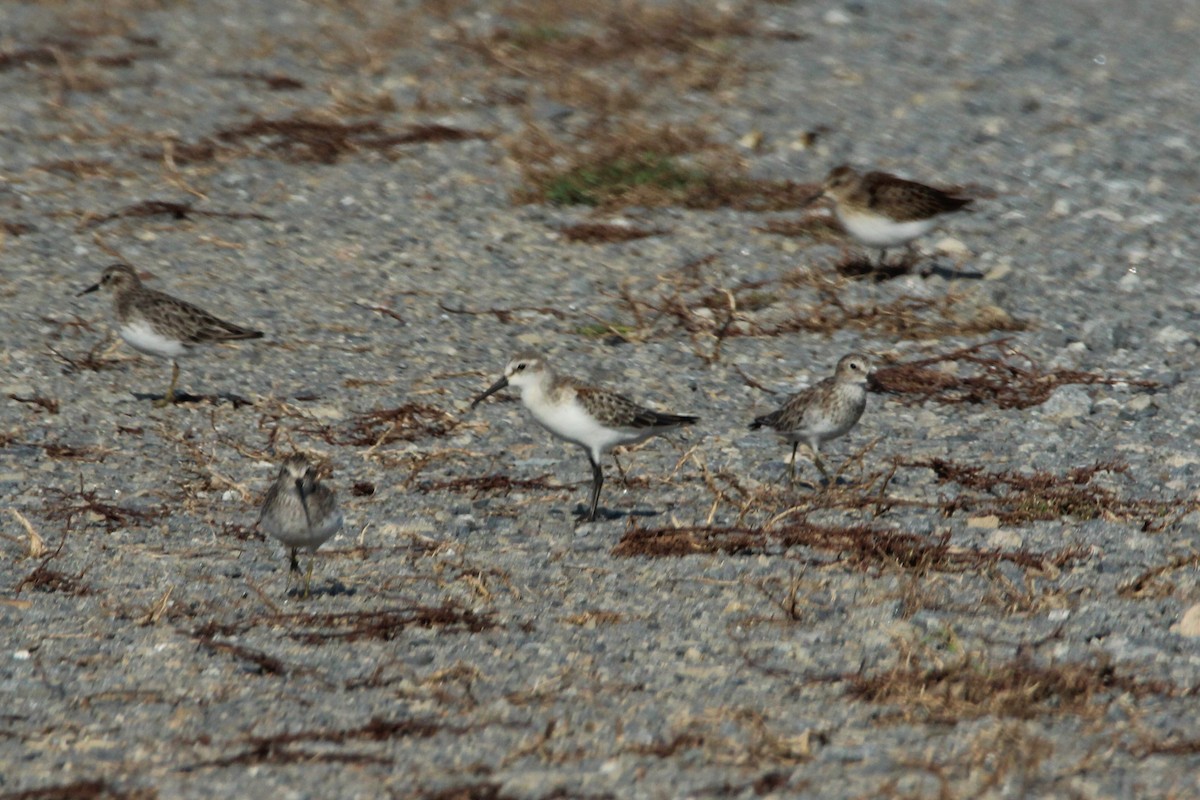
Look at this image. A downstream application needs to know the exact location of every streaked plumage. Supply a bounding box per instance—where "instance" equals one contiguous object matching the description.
[749,354,871,482]
[259,454,343,597]
[78,263,263,406]
[816,165,973,263]
[471,351,698,521]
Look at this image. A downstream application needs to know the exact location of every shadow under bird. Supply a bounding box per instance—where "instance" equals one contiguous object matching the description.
[259,454,344,598]
[470,351,699,522]
[78,263,263,407]
[749,353,871,483]
[810,165,974,265]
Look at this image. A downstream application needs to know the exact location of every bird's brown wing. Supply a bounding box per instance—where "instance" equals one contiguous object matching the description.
[575,385,697,430]
[863,171,973,221]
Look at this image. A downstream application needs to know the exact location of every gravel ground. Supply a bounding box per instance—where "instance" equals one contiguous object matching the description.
[3,1,1200,798]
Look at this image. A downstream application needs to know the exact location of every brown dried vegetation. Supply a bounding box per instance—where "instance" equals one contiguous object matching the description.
[1118,553,1200,599]
[872,339,1160,409]
[82,200,270,228]
[559,222,669,243]
[909,458,1181,527]
[42,484,165,533]
[332,403,462,447]
[0,781,156,800]
[613,519,1085,575]
[192,602,495,647]
[601,260,1023,360]
[417,474,555,498]
[161,115,491,165]
[459,0,767,105]
[846,645,1178,724]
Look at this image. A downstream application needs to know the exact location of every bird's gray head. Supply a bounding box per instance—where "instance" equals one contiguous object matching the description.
[822,164,861,199]
[78,263,140,297]
[502,351,547,390]
[470,351,548,408]
[278,454,318,490]
[835,353,872,384]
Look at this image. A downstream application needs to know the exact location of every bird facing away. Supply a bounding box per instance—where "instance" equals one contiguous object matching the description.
[78,263,263,407]
[749,354,872,483]
[470,351,699,522]
[814,165,973,264]
[258,454,344,598]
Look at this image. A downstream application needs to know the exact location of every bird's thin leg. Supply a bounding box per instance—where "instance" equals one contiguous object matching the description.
[612,451,628,486]
[877,248,888,267]
[787,442,800,482]
[283,547,300,593]
[154,361,180,408]
[587,455,604,522]
[812,448,831,485]
[303,556,315,600]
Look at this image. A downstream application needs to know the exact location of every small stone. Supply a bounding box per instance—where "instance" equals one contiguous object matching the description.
[985,260,1013,281]
[968,515,1000,529]
[1040,385,1093,420]
[738,130,764,151]
[1154,325,1193,345]
[1174,605,1200,637]
[987,529,1023,549]
[935,237,970,258]
[823,8,852,25]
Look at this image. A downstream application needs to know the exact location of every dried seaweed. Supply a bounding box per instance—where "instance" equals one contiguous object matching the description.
[1118,553,1200,599]
[2,220,35,236]
[83,200,271,228]
[280,605,496,644]
[48,339,124,374]
[193,603,495,645]
[613,519,1085,574]
[16,563,93,596]
[907,457,1179,526]
[8,394,60,414]
[871,339,1159,409]
[43,485,165,533]
[0,781,155,800]
[560,222,669,243]
[416,474,554,498]
[332,403,460,447]
[845,648,1177,723]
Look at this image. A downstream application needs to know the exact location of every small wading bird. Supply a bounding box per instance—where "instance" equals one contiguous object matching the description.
[259,455,343,598]
[471,351,698,521]
[749,354,871,484]
[78,263,263,407]
[811,165,973,265]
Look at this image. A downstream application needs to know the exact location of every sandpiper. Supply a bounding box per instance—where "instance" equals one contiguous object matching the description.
[813,165,973,264]
[259,454,344,598]
[470,351,698,521]
[749,353,871,483]
[78,263,263,407]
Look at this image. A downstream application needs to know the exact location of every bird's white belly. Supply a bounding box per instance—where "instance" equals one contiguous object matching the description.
[264,510,343,550]
[838,211,937,248]
[120,320,187,358]
[531,402,636,455]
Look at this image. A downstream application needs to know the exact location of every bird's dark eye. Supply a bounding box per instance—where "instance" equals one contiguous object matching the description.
[516,363,526,372]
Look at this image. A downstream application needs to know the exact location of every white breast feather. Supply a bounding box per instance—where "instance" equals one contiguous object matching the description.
[838,211,938,248]
[120,319,188,358]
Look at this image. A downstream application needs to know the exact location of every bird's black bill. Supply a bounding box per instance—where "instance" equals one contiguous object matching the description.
[800,189,824,207]
[77,283,100,296]
[470,376,509,409]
